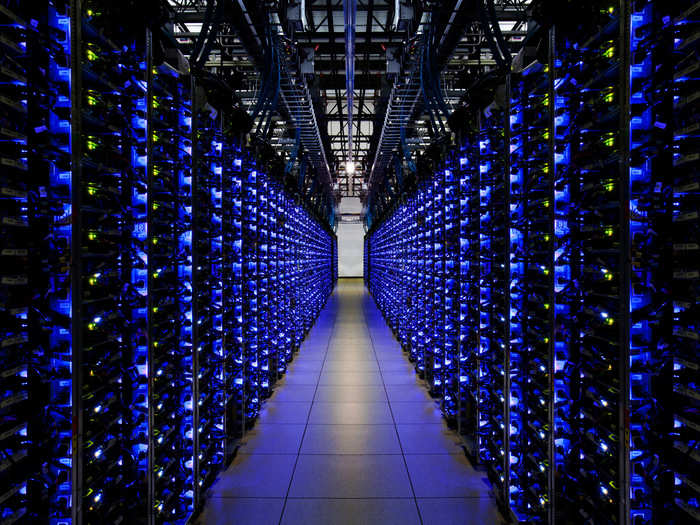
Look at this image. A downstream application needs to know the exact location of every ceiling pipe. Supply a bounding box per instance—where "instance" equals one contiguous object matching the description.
[343,0,357,171]
[236,0,264,51]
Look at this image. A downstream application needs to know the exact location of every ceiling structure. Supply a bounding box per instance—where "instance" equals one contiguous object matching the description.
[167,0,532,204]
[294,0,400,198]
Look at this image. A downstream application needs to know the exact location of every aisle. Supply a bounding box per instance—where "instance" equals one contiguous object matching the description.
[198,279,500,524]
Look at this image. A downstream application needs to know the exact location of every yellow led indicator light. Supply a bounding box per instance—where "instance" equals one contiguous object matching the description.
[603,42,615,59]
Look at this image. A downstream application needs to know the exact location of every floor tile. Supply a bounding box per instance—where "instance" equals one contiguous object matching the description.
[417,498,505,525]
[278,372,320,385]
[372,345,404,354]
[289,361,325,373]
[257,402,311,425]
[281,499,421,525]
[196,498,285,525]
[385,384,432,403]
[323,361,379,372]
[404,454,491,498]
[381,372,422,386]
[331,336,372,343]
[390,402,444,424]
[379,361,416,372]
[323,352,377,361]
[308,402,394,425]
[301,424,401,454]
[208,454,297,498]
[271,384,317,403]
[318,371,384,385]
[396,424,465,455]
[295,350,327,359]
[301,341,331,350]
[331,340,371,345]
[314,385,387,403]
[239,424,306,454]
[376,358,414,368]
[372,339,400,348]
[288,454,413,498]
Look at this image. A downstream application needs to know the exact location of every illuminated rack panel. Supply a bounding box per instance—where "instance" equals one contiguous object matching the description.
[221,139,244,462]
[415,183,429,376]
[457,131,480,458]
[670,2,700,522]
[551,34,578,524]
[424,178,438,390]
[366,164,461,417]
[554,5,627,522]
[192,110,224,506]
[240,159,336,426]
[407,194,421,364]
[269,182,286,375]
[286,196,302,349]
[508,61,555,521]
[257,173,273,399]
[403,196,418,353]
[333,231,338,284]
[282,188,334,350]
[278,182,292,374]
[0,2,73,522]
[627,1,676,522]
[280,189,294,367]
[0,5,337,523]
[147,52,194,522]
[429,173,444,398]
[363,236,368,284]
[367,3,698,523]
[242,160,261,423]
[77,4,150,521]
[401,197,418,353]
[0,3,33,517]
[477,107,510,507]
[443,164,460,422]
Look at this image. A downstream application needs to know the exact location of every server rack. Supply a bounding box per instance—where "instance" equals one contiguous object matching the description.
[221,137,245,464]
[552,4,630,522]
[1,2,73,523]
[365,158,462,419]
[456,129,480,458]
[427,173,441,397]
[75,4,153,521]
[365,2,699,523]
[443,164,460,422]
[147,38,195,524]
[191,104,225,509]
[669,2,700,523]
[257,172,272,399]
[508,57,555,522]
[242,162,261,424]
[476,102,510,509]
[1,3,338,523]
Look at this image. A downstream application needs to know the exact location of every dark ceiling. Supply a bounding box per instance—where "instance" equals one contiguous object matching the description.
[168,0,531,200]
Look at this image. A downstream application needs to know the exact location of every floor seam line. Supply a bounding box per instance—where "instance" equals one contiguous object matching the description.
[362,293,424,525]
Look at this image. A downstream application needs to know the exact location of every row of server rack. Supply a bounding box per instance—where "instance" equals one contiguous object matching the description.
[365,1,699,524]
[1,1,338,524]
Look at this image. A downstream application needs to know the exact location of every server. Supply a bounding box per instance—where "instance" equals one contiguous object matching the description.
[0,1,337,523]
[365,1,699,523]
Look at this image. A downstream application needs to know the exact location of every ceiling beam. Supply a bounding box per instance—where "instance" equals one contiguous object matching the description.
[319,75,382,90]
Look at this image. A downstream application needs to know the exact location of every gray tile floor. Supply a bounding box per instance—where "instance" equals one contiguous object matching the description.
[198,279,501,524]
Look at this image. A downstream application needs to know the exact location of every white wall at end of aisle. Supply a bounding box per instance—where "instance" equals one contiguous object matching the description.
[338,222,365,277]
